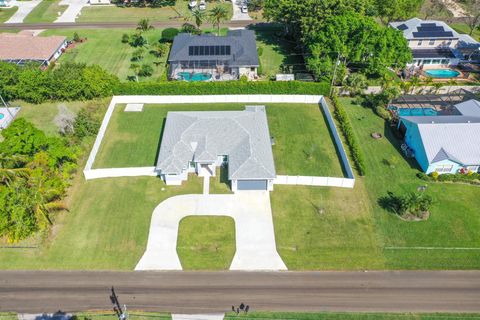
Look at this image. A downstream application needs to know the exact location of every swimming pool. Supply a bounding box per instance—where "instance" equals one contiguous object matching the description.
[178,72,212,82]
[397,107,438,116]
[424,69,460,78]
[0,113,4,120]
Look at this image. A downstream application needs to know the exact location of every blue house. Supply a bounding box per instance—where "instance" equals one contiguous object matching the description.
[0,0,12,6]
[399,99,480,174]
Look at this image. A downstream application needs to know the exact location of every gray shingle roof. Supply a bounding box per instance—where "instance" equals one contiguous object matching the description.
[156,106,275,180]
[400,99,480,165]
[168,30,259,67]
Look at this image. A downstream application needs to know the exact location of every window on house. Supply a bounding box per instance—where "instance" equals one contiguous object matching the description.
[432,59,440,64]
[446,40,452,46]
[429,39,435,45]
[435,165,453,173]
[417,40,423,46]
[466,166,479,172]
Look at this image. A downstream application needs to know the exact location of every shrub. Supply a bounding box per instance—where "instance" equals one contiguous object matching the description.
[374,105,391,120]
[161,28,179,42]
[138,64,154,77]
[257,47,263,57]
[181,23,201,35]
[121,33,130,43]
[131,48,145,61]
[114,81,331,96]
[73,32,81,43]
[129,33,147,47]
[430,171,439,180]
[73,108,100,139]
[330,94,366,176]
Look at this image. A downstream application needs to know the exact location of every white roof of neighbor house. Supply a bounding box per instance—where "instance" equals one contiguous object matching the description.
[156,106,276,180]
[401,99,480,165]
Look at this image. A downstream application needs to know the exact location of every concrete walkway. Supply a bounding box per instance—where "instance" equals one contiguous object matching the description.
[203,176,210,195]
[135,192,287,271]
[231,0,251,21]
[55,0,89,23]
[172,315,224,320]
[5,0,42,24]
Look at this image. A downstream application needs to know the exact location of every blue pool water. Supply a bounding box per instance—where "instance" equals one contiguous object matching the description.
[178,72,212,82]
[0,113,4,120]
[424,69,460,78]
[397,107,438,116]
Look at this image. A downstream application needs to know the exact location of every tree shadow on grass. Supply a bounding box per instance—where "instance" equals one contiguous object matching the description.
[378,191,402,215]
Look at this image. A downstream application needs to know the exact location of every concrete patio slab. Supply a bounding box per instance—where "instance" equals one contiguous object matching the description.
[135,192,287,271]
[5,0,42,24]
[124,103,144,112]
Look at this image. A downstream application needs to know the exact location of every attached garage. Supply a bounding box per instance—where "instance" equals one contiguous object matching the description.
[237,179,268,191]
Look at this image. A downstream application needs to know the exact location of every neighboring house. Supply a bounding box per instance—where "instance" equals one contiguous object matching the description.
[399,99,480,174]
[168,30,260,81]
[0,0,12,7]
[156,106,276,191]
[0,32,67,66]
[390,17,480,67]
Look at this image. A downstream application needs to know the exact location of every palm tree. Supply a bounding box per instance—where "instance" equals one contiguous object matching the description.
[191,9,205,29]
[136,18,154,44]
[432,82,443,94]
[209,6,228,36]
[446,79,457,95]
[423,76,433,94]
[409,76,421,94]
[130,63,141,82]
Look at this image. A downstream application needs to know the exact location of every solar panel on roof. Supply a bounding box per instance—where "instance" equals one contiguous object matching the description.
[397,23,408,31]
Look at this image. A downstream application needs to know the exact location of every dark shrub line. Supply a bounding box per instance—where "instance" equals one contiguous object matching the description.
[330,95,366,176]
[417,172,480,186]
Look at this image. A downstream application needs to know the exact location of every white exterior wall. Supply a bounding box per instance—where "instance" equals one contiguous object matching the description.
[164,170,188,185]
[238,66,257,79]
[49,40,68,64]
[408,39,457,49]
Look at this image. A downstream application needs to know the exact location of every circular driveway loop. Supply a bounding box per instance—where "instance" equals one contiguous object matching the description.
[135,192,287,271]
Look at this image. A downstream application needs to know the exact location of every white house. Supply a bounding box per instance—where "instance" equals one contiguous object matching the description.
[390,17,480,67]
[156,106,276,191]
[399,99,480,174]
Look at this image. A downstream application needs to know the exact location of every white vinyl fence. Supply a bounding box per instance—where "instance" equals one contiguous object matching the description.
[83,95,356,188]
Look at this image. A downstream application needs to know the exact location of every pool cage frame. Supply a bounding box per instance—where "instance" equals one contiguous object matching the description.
[169,60,238,80]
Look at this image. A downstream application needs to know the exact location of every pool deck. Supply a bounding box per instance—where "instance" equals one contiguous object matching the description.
[0,107,20,129]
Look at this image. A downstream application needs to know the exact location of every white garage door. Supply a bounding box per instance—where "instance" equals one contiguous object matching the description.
[237,180,268,190]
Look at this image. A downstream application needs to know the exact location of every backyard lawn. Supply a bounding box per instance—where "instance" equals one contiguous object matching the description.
[93,103,344,177]
[77,0,232,23]
[177,216,236,270]
[41,28,169,82]
[0,6,17,23]
[225,312,480,320]
[23,0,67,23]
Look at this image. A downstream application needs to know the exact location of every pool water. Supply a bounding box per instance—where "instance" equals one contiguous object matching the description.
[178,72,212,82]
[397,107,438,116]
[424,69,460,78]
[0,113,4,120]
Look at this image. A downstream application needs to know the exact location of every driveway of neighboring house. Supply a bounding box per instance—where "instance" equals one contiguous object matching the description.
[231,0,251,21]
[54,0,89,23]
[135,192,287,271]
[5,0,42,23]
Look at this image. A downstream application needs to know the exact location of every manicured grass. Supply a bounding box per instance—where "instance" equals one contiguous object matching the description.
[339,98,480,269]
[255,28,306,79]
[41,28,169,82]
[0,175,203,269]
[225,312,480,320]
[177,216,236,270]
[210,167,234,194]
[23,0,67,23]
[13,99,107,136]
[77,0,232,23]
[0,6,17,23]
[94,103,344,177]
[450,22,480,41]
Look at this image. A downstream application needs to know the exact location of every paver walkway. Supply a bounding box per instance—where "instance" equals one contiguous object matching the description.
[5,0,42,24]
[231,0,251,21]
[55,0,89,23]
[135,192,287,271]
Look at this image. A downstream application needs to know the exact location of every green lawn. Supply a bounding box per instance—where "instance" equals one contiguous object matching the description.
[255,28,306,79]
[339,98,480,269]
[0,6,17,23]
[13,99,108,136]
[23,0,67,23]
[41,28,170,82]
[177,216,235,270]
[450,23,480,41]
[225,312,480,320]
[93,103,344,177]
[77,0,232,22]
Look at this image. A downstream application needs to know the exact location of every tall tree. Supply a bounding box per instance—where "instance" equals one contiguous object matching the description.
[191,9,206,29]
[462,0,480,35]
[209,6,229,36]
[374,0,424,23]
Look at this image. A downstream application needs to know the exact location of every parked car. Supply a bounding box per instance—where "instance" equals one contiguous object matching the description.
[241,4,248,13]
[199,0,206,10]
[188,0,197,9]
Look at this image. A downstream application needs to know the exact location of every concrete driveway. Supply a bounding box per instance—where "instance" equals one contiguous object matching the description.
[231,0,251,21]
[5,0,42,24]
[135,192,287,271]
[55,0,89,23]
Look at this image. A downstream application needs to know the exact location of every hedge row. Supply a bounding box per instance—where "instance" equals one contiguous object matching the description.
[331,95,367,176]
[417,172,480,186]
[114,81,331,96]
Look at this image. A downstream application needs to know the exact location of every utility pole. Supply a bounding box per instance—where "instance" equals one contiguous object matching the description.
[329,53,341,97]
[110,287,128,320]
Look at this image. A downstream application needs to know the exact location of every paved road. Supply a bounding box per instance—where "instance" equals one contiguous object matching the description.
[0,20,258,30]
[0,271,479,314]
